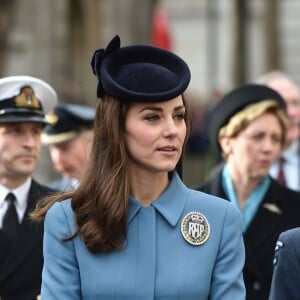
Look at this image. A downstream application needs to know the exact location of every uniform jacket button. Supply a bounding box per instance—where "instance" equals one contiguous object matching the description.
[253,281,261,291]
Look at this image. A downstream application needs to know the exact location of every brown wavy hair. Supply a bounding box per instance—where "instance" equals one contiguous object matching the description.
[31,94,190,253]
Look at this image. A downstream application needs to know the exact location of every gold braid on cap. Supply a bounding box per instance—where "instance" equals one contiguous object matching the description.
[218,99,289,141]
[45,112,58,125]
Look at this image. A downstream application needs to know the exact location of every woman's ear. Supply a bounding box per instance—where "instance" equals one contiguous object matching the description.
[219,137,232,157]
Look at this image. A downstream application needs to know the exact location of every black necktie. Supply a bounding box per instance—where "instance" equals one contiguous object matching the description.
[2,193,19,240]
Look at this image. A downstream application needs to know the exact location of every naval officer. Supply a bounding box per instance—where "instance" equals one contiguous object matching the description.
[0,75,57,300]
[42,102,95,191]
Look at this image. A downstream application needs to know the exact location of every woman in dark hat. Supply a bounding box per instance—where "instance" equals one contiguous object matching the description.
[32,36,245,299]
[197,84,300,300]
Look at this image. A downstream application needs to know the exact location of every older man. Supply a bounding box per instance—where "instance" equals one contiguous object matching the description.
[42,102,95,191]
[257,71,300,191]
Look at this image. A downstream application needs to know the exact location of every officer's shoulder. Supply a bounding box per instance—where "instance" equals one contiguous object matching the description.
[280,227,300,242]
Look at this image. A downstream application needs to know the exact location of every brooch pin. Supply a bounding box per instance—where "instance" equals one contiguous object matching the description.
[181,211,210,245]
[263,203,282,215]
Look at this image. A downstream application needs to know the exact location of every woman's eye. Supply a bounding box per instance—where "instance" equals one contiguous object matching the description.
[271,135,282,144]
[145,114,159,121]
[175,113,185,120]
[251,134,262,140]
[248,131,264,140]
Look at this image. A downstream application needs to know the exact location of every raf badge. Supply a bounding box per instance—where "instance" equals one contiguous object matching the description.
[181,211,210,245]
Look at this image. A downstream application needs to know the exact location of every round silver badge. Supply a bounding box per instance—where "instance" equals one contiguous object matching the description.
[181,211,210,245]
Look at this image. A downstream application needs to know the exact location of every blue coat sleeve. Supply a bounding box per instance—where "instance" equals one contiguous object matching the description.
[269,229,300,300]
[209,201,246,300]
[41,201,81,299]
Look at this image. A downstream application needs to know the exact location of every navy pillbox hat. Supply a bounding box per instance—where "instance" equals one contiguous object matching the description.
[91,35,191,102]
[209,84,286,147]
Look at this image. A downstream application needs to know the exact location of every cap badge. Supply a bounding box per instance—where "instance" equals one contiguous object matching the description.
[15,86,41,109]
[181,211,210,245]
[45,112,58,125]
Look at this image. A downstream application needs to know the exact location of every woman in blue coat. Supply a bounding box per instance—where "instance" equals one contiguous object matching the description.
[32,35,245,299]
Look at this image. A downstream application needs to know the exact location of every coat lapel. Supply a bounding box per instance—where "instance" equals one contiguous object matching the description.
[242,180,288,278]
[203,170,286,253]
[244,181,287,252]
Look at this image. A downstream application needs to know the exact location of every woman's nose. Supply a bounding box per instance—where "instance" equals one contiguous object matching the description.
[162,119,178,138]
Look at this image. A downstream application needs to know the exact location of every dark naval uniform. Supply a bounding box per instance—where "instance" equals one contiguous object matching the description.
[0,181,55,300]
[269,227,300,300]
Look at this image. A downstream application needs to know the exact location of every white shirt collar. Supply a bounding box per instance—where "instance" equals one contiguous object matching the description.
[282,140,299,163]
[0,177,32,220]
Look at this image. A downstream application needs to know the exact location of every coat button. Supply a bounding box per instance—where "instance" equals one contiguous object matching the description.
[253,281,261,291]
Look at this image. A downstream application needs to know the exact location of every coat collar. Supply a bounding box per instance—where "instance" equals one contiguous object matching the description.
[128,172,187,227]
[204,166,287,249]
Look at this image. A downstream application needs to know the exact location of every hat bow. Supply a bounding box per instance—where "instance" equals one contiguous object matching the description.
[91,35,121,97]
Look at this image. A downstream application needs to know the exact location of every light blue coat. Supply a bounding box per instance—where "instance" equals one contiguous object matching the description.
[42,173,245,299]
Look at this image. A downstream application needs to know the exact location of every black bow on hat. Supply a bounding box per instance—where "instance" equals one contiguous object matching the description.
[91,36,121,98]
[91,35,191,103]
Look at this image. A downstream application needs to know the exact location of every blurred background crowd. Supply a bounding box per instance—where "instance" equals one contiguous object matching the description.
[0,0,299,186]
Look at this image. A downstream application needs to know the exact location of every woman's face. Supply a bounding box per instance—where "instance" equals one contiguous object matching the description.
[223,112,283,181]
[124,96,186,175]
